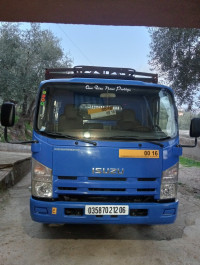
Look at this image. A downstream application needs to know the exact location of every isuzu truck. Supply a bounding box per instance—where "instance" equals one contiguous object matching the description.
[1,66,200,224]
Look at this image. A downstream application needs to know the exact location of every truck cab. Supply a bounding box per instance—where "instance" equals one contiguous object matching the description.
[29,66,181,224]
[3,66,200,224]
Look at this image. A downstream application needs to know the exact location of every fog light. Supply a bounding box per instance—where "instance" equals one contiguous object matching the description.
[35,207,48,214]
[163,209,176,215]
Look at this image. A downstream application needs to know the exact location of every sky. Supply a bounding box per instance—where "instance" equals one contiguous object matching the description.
[2,22,197,111]
[39,23,152,73]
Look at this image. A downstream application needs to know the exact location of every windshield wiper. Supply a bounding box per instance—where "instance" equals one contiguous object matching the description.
[42,131,97,146]
[106,136,165,147]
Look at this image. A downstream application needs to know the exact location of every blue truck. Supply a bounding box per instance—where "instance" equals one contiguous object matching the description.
[1,66,200,224]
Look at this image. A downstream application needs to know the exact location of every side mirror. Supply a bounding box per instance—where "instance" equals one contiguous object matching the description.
[190,118,200,138]
[1,102,15,127]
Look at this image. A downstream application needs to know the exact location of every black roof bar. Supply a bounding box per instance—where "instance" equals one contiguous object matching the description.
[45,66,158,83]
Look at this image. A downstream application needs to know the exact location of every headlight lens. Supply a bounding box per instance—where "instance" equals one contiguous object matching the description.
[160,163,179,199]
[32,159,52,198]
[160,183,177,200]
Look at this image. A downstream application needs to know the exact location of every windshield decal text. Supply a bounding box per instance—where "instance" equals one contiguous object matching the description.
[85,85,131,93]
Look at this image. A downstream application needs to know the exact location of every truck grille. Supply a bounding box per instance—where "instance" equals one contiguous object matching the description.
[54,175,159,197]
[88,177,126,181]
[58,195,155,203]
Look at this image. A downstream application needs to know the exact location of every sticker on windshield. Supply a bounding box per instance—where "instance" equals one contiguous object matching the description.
[119,149,159,158]
[40,90,47,106]
[88,107,116,119]
[88,106,113,114]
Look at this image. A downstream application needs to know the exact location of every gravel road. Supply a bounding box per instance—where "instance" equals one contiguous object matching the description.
[0,165,200,265]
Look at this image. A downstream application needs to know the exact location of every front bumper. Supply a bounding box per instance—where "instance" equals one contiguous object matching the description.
[30,197,178,225]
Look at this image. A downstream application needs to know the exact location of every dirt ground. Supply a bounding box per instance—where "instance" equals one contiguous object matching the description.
[0,165,200,265]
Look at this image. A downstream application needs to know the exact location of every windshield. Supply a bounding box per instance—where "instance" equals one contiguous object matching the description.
[36,83,178,141]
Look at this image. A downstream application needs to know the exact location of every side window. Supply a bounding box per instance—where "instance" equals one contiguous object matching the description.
[159,94,176,136]
[159,100,168,130]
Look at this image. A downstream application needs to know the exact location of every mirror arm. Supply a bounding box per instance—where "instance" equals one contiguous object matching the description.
[177,137,197,148]
[4,127,38,144]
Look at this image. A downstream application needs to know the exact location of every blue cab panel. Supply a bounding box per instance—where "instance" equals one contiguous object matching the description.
[30,133,180,224]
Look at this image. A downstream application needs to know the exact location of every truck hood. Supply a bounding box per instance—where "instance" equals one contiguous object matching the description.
[52,142,162,199]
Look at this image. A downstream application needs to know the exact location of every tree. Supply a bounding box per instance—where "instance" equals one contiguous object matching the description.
[0,23,72,121]
[149,28,200,110]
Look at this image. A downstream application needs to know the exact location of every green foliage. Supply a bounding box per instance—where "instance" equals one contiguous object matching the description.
[180,157,200,167]
[0,23,73,118]
[149,28,200,110]
[15,115,20,123]
[178,111,200,130]
[0,127,5,142]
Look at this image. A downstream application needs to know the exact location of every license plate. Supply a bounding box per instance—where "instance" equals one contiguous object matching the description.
[85,205,129,215]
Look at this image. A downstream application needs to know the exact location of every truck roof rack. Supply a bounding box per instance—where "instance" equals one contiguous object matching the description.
[45,66,158,83]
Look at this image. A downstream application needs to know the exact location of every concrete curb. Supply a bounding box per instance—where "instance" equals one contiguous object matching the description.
[0,157,31,190]
[0,143,31,153]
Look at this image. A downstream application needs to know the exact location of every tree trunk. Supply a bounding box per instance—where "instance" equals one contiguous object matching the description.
[22,93,28,117]
[26,99,36,123]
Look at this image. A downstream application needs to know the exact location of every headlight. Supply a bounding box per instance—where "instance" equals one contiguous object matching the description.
[31,158,52,198]
[160,163,179,199]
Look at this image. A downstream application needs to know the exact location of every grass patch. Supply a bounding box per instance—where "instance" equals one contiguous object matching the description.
[25,122,33,140]
[180,157,200,167]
